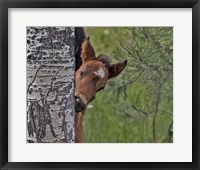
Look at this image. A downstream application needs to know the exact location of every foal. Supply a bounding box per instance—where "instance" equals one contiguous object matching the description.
[75,37,127,143]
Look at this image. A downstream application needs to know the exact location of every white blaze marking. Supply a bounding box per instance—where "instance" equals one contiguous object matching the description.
[94,68,105,79]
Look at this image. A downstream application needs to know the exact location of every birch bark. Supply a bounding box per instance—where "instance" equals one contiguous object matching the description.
[27,27,75,143]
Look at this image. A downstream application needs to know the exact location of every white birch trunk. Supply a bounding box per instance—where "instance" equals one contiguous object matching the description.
[26,27,75,143]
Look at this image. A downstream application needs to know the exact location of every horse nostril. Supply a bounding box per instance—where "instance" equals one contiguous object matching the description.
[75,96,80,104]
[75,96,86,113]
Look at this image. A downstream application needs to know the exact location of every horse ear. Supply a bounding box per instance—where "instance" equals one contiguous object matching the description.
[108,60,127,79]
[81,37,96,63]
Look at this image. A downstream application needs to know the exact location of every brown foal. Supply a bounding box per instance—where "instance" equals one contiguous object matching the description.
[75,37,127,143]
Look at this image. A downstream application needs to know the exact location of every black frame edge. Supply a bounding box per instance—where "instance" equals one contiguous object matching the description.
[0,0,3,168]
[0,1,8,170]
[0,0,198,8]
[197,1,200,170]
[1,1,8,169]
[192,1,199,169]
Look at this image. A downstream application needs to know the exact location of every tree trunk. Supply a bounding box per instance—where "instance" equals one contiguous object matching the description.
[152,82,162,143]
[27,27,75,143]
[168,120,173,142]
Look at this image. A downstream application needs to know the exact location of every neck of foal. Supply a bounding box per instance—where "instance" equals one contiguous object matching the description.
[75,112,83,143]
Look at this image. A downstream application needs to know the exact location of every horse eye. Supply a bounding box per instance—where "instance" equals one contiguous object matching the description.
[80,71,84,78]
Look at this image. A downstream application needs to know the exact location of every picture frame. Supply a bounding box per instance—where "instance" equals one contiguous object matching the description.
[0,0,199,169]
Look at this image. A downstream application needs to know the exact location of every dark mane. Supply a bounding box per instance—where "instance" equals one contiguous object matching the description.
[97,54,113,68]
[75,27,86,71]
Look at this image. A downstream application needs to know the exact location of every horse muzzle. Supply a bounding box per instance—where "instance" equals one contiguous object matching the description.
[75,93,87,113]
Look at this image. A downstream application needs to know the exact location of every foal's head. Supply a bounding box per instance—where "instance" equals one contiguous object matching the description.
[75,38,127,113]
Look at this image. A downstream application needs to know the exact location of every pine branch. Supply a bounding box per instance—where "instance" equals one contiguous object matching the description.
[131,103,149,116]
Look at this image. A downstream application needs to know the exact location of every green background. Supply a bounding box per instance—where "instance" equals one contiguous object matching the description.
[83,27,173,143]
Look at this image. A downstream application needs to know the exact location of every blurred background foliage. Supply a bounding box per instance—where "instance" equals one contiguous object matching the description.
[84,27,173,143]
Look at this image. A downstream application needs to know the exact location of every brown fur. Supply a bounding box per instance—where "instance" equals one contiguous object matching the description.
[75,112,83,143]
[75,38,127,143]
